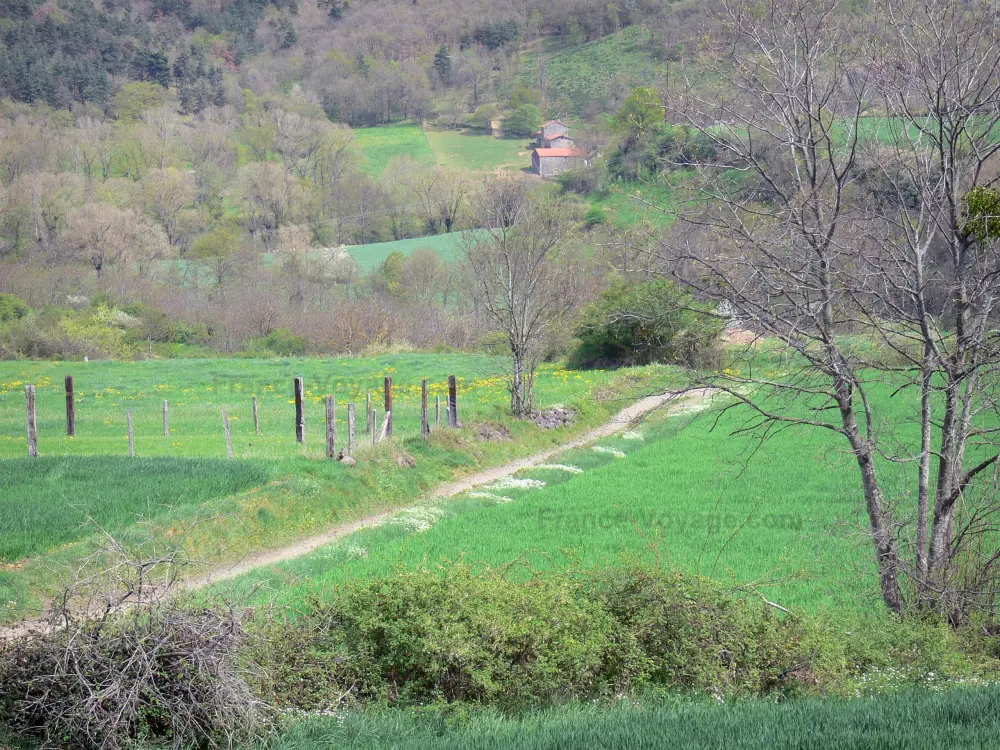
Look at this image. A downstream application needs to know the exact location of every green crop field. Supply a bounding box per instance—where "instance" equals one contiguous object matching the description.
[354,124,436,174]
[343,230,476,272]
[214,374,955,616]
[268,686,1000,750]
[425,129,532,173]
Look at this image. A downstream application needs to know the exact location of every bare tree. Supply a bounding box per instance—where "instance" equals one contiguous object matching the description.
[653,0,1000,620]
[62,203,170,279]
[464,175,579,416]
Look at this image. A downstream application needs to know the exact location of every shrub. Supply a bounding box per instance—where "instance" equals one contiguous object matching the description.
[250,328,310,356]
[583,205,608,228]
[0,293,29,322]
[571,278,723,368]
[261,566,642,711]
[260,565,818,713]
[590,567,801,695]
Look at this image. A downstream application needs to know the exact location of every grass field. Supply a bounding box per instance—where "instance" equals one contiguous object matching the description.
[343,231,476,272]
[214,373,955,615]
[0,457,271,562]
[425,130,532,173]
[268,687,1000,750]
[588,179,679,228]
[354,124,436,175]
[0,355,680,620]
[0,355,609,460]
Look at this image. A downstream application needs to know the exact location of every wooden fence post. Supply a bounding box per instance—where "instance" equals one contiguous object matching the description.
[347,403,356,456]
[371,406,378,444]
[384,377,393,438]
[379,411,391,443]
[421,379,429,439]
[294,376,305,443]
[326,395,337,459]
[163,399,169,436]
[436,395,441,428]
[222,410,233,459]
[65,375,75,437]
[127,409,134,457]
[366,392,372,432]
[448,375,458,428]
[25,385,37,457]
[253,395,260,436]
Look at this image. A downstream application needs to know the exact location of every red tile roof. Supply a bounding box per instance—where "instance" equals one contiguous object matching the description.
[534,148,584,157]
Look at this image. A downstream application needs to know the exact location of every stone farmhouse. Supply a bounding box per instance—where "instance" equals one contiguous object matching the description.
[532,120,586,178]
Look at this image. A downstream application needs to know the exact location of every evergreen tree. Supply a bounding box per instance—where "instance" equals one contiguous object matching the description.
[433,44,451,84]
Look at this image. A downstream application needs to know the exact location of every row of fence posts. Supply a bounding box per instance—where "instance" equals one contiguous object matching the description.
[21,374,460,459]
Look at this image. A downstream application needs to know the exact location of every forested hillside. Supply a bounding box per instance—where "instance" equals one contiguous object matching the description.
[0,0,701,116]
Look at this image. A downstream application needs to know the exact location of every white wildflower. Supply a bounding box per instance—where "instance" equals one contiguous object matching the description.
[592,445,627,458]
[389,505,445,533]
[485,477,547,491]
[468,491,515,503]
[535,463,584,474]
[344,544,369,559]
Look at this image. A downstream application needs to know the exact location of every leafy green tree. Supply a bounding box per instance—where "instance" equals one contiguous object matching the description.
[572,278,722,368]
[114,82,172,122]
[504,104,542,137]
[507,85,542,111]
[190,225,242,286]
[469,103,502,132]
[377,250,406,297]
[614,86,663,143]
[0,294,29,322]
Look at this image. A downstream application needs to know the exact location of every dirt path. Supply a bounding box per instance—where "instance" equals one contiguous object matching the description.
[1,388,714,639]
[183,388,715,589]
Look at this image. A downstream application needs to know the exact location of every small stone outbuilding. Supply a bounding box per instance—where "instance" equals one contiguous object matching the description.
[536,120,570,145]
[532,147,586,178]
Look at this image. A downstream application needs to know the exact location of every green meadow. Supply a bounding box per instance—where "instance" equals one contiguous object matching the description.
[425,129,532,172]
[343,231,474,272]
[0,355,678,620]
[268,686,1000,750]
[0,355,612,460]
[354,124,436,174]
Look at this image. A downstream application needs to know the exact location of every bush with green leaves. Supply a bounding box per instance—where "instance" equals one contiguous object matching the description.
[250,328,310,356]
[258,564,815,713]
[571,278,723,368]
[608,123,718,180]
[0,293,29,322]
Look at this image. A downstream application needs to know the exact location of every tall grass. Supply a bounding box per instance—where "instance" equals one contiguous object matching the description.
[268,687,1000,750]
[0,457,271,562]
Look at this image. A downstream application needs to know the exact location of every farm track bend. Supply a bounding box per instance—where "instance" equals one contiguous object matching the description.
[184,387,716,589]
